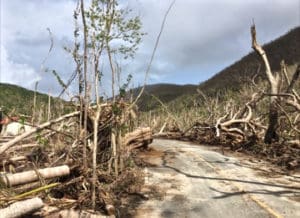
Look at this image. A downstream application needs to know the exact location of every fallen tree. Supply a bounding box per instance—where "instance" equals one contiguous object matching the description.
[0,165,70,187]
[0,197,44,218]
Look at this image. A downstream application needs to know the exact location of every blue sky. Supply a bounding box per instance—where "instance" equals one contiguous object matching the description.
[0,0,299,97]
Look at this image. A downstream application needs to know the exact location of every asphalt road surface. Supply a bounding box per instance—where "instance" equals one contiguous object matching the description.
[135,139,300,218]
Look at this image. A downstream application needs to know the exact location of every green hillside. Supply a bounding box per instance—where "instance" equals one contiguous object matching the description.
[0,83,64,118]
[132,83,197,111]
[198,26,300,95]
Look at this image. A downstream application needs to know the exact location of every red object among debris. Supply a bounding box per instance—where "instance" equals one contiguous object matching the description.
[0,117,19,125]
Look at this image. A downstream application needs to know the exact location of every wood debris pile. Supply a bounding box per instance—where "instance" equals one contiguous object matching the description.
[155,118,299,170]
[0,102,152,217]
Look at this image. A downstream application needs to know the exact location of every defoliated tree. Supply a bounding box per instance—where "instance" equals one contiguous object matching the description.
[78,0,145,209]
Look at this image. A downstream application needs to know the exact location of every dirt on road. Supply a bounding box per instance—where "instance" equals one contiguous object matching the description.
[133,139,300,218]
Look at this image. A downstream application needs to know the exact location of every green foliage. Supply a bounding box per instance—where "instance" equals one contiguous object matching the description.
[86,0,145,60]
[36,131,50,147]
[48,69,67,90]
[130,83,198,111]
[119,74,133,98]
[66,0,145,99]
[112,103,122,116]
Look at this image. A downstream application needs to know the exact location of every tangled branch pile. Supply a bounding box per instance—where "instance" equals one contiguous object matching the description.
[0,102,152,217]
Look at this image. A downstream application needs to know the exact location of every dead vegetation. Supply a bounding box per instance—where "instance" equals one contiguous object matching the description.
[0,102,153,217]
[141,25,300,171]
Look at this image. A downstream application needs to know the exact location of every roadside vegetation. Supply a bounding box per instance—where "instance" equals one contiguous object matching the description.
[139,26,300,171]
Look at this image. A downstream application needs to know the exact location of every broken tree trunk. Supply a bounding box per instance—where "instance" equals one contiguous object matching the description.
[0,111,80,154]
[0,197,44,218]
[0,165,70,187]
[124,127,152,150]
[251,24,280,144]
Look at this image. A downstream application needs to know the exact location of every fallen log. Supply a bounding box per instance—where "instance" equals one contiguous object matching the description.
[0,197,44,218]
[0,165,70,187]
[124,127,152,150]
[8,155,27,162]
[6,143,39,152]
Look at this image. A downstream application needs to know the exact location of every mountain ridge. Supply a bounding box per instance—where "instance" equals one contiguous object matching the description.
[198,26,300,95]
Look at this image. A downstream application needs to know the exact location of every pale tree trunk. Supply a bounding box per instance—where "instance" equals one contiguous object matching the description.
[111,129,118,175]
[118,130,124,172]
[0,108,3,133]
[80,0,88,169]
[1,165,70,187]
[0,197,44,218]
[92,109,100,209]
[90,18,105,209]
[105,0,116,102]
[251,24,280,144]
[32,82,38,125]
[47,91,51,121]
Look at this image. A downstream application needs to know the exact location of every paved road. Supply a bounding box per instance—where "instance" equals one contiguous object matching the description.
[135,139,300,218]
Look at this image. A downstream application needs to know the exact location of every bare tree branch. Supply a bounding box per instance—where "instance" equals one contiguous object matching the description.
[129,0,176,109]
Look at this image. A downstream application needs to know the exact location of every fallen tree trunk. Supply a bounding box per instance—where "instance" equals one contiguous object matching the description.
[0,165,70,187]
[124,127,152,150]
[0,111,80,155]
[7,143,39,152]
[0,197,44,218]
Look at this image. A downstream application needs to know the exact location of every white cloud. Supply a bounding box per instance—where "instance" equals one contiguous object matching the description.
[1,0,299,93]
[1,0,77,93]
[0,45,41,88]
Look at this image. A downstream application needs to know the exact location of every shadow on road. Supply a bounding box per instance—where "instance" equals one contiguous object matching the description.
[159,164,300,191]
[158,149,300,193]
[209,187,300,199]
